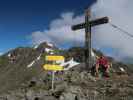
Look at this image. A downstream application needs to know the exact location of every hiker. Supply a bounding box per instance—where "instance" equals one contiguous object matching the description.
[95,55,110,77]
[9,53,16,63]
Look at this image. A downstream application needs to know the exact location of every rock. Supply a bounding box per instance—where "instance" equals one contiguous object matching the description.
[59,92,76,100]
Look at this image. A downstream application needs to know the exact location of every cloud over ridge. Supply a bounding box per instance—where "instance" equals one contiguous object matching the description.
[31,0,133,60]
[91,0,133,59]
[31,12,84,48]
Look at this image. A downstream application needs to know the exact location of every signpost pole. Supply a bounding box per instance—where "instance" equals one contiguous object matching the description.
[51,60,56,91]
[52,71,55,91]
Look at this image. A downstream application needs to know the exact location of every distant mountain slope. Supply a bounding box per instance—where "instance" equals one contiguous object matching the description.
[0,42,132,94]
[63,47,133,74]
[0,42,58,93]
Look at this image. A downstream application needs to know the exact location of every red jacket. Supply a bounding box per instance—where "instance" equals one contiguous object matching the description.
[97,57,108,68]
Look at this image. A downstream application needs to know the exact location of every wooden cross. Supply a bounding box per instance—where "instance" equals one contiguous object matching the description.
[71,9,109,70]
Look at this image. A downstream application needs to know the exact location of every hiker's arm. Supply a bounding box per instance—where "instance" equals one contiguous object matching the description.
[96,64,99,74]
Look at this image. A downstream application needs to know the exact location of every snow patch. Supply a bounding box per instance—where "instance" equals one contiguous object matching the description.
[45,48,53,53]
[50,52,54,55]
[27,53,42,68]
[120,67,125,72]
[27,60,35,68]
[47,42,53,47]
[59,58,80,71]
[34,45,39,49]
[36,54,41,60]
[91,50,95,57]
[8,53,11,57]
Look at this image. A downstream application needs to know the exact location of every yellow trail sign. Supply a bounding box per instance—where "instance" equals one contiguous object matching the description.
[46,56,64,61]
[43,64,63,71]
[43,55,65,90]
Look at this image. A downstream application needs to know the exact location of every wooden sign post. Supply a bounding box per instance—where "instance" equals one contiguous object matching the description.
[43,55,64,91]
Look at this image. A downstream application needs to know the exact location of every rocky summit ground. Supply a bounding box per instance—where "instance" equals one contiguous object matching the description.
[0,69,133,100]
[0,42,133,100]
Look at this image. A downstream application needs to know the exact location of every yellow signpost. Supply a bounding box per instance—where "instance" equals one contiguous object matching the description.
[43,55,65,91]
[43,64,63,71]
[45,55,64,61]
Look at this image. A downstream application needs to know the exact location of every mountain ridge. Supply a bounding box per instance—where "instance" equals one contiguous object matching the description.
[0,42,133,100]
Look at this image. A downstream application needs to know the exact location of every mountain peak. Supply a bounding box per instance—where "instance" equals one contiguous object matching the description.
[34,42,54,49]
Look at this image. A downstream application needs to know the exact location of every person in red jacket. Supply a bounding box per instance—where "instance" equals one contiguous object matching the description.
[96,55,110,77]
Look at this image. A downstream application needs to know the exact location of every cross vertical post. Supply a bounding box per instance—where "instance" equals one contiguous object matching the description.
[71,8,109,71]
[85,9,92,70]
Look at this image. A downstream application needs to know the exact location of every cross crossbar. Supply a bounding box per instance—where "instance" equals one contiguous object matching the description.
[72,17,109,30]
